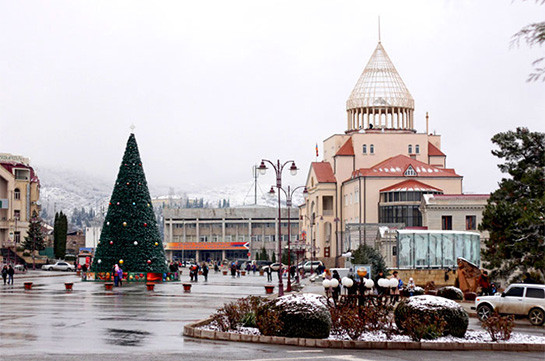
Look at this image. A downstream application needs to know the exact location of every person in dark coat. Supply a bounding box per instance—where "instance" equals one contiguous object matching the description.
[265,265,272,282]
[202,262,209,282]
[7,265,15,285]
[2,265,7,285]
[374,270,386,296]
[332,270,341,304]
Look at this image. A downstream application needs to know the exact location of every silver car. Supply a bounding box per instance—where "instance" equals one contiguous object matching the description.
[475,283,545,326]
[41,261,75,272]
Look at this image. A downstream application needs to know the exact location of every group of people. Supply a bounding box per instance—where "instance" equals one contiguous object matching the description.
[189,262,209,282]
[2,265,15,285]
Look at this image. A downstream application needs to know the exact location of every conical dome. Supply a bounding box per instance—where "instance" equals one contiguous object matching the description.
[347,42,414,109]
[345,42,415,132]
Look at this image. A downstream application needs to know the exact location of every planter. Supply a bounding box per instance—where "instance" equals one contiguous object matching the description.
[104,283,114,291]
[264,285,274,294]
[259,270,264,276]
[183,283,192,293]
[65,282,74,291]
[222,271,228,276]
[24,282,33,290]
[146,282,155,291]
[241,271,246,276]
[76,270,81,276]
[198,271,203,275]
[464,292,477,301]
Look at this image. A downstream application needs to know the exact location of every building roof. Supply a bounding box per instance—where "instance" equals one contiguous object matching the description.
[346,42,414,110]
[335,137,355,156]
[428,142,445,156]
[312,162,337,183]
[380,179,443,193]
[352,154,461,178]
[422,193,490,206]
[0,162,40,184]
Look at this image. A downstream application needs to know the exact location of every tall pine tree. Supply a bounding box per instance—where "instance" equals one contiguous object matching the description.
[53,211,67,259]
[23,210,45,253]
[91,133,168,274]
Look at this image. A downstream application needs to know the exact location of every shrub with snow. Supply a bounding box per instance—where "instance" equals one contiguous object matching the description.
[394,295,469,338]
[437,286,464,301]
[257,293,331,339]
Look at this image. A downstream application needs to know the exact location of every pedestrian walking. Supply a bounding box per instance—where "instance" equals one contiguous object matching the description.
[230,263,237,278]
[479,270,491,295]
[2,265,7,285]
[265,265,272,282]
[7,265,14,285]
[202,262,209,282]
[117,265,123,287]
[390,271,402,304]
[113,264,120,287]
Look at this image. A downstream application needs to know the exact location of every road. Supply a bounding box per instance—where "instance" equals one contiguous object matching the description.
[0,270,543,361]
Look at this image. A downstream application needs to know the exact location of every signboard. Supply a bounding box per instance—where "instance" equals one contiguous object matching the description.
[166,241,249,251]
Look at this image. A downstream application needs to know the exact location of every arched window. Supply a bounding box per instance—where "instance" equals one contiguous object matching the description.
[362,144,367,154]
[14,188,20,200]
[408,145,413,154]
[370,144,374,154]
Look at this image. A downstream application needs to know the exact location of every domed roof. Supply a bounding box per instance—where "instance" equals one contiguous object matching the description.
[347,42,414,110]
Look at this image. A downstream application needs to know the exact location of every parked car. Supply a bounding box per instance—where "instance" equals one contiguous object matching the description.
[475,283,545,326]
[41,261,75,272]
[298,261,324,273]
[255,260,272,270]
[262,263,286,272]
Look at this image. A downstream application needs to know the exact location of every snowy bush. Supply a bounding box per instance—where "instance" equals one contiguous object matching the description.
[329,299,394,340]
[212,296,266,331]
[437,286,464,301]
[394,295,469,338]
[257,293,331,339]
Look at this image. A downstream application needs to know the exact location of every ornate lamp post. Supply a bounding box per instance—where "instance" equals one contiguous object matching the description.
[269,185,307,292]
[257,159,298,296]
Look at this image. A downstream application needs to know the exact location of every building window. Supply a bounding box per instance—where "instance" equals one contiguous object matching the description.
[14,210,20,220]
[404,165,417,176]
[466,215,476,230]
[14,188,21,200]
[362,144,367,154]
[442,216,452,230]
[370,144,374,154]
[355,189,359,203]
[345,195,348,206]
[14,232,21,243]
[415,144,420,154]
[408,145,413,154]
[379,205,423,227]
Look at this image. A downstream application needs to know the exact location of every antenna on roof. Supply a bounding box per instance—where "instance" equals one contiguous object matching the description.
[378,16,381,43]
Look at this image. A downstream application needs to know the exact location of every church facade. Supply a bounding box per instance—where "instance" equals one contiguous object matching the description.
[299,41,464,267]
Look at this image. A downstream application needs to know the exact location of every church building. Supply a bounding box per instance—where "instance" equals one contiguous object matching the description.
[300,41,464,267]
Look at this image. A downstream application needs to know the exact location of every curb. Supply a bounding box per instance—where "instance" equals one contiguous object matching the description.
[183,319,545,352]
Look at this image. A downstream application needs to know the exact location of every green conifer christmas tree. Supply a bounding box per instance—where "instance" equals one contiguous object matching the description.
[90,133,168,275]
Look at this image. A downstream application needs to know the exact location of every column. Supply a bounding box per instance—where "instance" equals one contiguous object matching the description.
[222,218,226,243]
[347,111,351,131]
[169,219,173,243]
[196,219,200,242]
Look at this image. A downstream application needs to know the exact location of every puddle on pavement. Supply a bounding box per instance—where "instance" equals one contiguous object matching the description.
[105,328,151,346]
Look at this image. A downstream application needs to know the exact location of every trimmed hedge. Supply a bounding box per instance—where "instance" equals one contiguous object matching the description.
[257,293,331,339]
[394,295,469,338]
[437,286,464,301]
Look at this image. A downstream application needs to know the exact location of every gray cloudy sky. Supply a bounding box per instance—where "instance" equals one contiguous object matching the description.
[1,0,544,195]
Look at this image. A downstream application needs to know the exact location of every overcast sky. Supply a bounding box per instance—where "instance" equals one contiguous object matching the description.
[1,0,544,196]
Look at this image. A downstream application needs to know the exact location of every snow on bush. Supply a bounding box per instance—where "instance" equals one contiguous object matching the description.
[437,286,464,301]
[394,295,469,338]
[257,293,331,339]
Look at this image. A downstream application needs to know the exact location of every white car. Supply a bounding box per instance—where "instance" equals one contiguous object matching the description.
[475,283,545,326]
[298,261,324,273]
[41,261,75,272]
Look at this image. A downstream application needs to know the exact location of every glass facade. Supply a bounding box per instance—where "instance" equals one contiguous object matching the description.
[397,230,480,269]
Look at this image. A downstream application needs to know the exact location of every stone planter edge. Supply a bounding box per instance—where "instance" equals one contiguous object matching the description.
[182,318,545,352]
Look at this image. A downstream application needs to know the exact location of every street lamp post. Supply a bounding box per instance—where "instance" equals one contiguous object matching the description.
[258,159,298,297]
[300,214,315,274]
[269,185,307,292]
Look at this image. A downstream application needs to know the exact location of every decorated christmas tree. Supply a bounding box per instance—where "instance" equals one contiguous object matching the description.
[90,133,168,276]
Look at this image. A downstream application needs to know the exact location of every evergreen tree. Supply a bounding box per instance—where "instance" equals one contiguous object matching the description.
[272,252,276,263]
[53,211,67,259]
[480,128,545,280]
[90,133,168,273]
[352,244,389,277]
[22,210,45,253]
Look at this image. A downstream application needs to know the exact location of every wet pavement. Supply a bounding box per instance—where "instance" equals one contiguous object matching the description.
[0,271,543,361]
